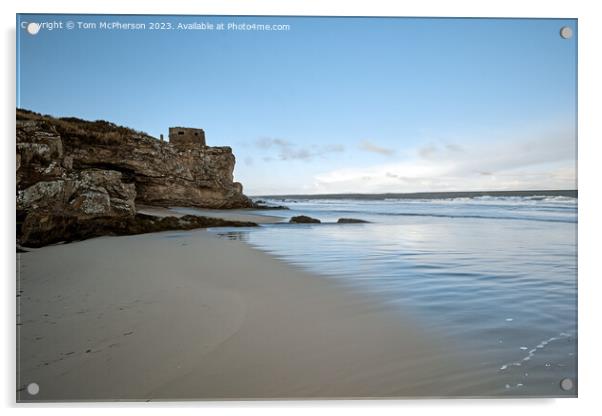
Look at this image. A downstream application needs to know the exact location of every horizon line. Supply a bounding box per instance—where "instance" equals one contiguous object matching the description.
[251,189,578,198]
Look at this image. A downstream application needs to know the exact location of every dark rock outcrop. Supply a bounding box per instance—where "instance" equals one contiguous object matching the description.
[289,215,321,224]
[337,218,370,223]
[20,213,257,248]
[253,203,290,210]
[16,109,255,247]
[251,199,289,210]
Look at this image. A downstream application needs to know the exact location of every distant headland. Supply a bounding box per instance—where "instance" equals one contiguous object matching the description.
[255,190,577,200]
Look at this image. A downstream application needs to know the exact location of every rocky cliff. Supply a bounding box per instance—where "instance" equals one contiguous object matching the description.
[16,109,255,247]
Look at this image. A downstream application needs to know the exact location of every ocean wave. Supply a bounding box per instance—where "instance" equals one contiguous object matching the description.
[379,195,576,204]
[373,212,576,223]
[498,332,573,372]
[262,191,577,203]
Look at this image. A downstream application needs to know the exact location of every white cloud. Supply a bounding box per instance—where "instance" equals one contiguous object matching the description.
[358,140,395,156]
[255,137,345,161]
[311,127,576,193]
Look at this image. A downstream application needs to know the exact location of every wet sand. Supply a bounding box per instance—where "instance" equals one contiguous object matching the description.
[17,229,465,401]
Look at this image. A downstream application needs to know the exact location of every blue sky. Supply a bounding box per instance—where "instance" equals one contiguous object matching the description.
[17,15,577,194]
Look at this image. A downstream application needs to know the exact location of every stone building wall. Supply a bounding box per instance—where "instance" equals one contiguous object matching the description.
[169,127,206,148]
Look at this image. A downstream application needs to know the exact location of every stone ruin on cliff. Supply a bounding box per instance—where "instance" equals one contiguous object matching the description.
[168,127,206,149]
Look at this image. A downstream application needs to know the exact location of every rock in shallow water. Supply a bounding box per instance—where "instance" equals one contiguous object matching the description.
[289,215,321,224]
[337,218,370,223]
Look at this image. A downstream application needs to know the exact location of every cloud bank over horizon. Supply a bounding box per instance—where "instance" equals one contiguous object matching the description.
[241,124,576,195]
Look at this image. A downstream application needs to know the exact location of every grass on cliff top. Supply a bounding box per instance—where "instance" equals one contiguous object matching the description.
[17,108,153,145]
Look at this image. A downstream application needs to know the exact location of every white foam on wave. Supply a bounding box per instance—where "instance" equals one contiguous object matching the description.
[498,331,573,371]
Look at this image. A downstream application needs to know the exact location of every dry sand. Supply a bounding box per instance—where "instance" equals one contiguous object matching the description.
[17,229,466,401]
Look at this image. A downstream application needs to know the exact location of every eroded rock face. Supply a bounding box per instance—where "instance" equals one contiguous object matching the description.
[63,136,251,209]
[17,169,137,247]
[17,170,136,216]
[16,120,68,188]
[16,109,254,246]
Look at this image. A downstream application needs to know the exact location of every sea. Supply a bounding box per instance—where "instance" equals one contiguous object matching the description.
[211,191,577,397]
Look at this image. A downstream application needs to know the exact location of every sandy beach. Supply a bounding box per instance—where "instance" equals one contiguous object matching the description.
[17,223,465,401]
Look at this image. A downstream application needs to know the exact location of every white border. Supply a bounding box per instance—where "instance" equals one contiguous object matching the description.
[3,1,601,415]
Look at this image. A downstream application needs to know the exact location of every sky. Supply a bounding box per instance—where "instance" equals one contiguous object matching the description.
[17,15,577,195]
